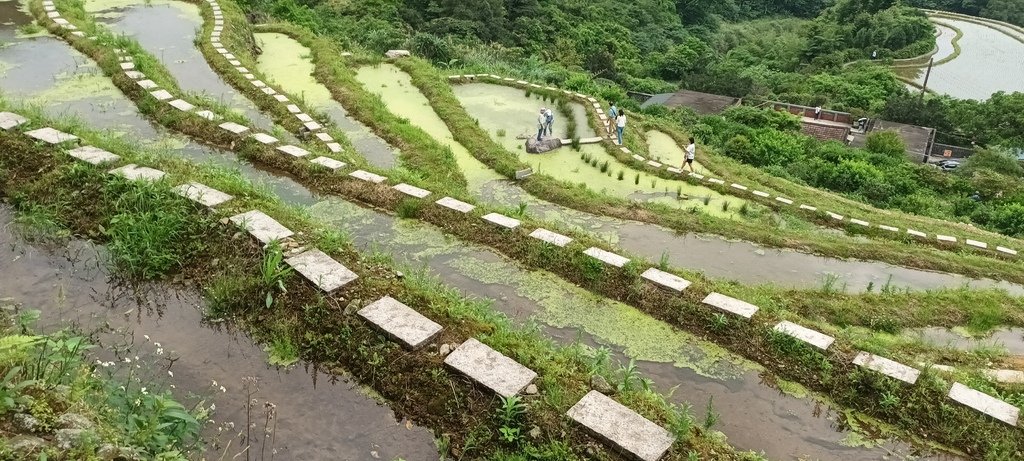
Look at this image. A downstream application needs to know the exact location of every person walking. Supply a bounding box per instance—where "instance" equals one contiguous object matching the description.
[682,137,697,172]
[814,106,822,120]
[606,102,618,134]
[537,108,547,141]
[544,107,554,136]
[615,110,627,145]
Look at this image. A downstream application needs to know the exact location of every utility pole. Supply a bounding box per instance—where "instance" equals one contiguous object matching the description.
[919,58,934,102]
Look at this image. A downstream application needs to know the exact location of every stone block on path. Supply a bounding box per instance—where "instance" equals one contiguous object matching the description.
[284,248,358,292]
[642,268,691,293]
[273,94,289,102]
[218,122,249,134]
[250,133,278,144]
[707,178,725,185]
[229,210,294,244]
[195,110,216,120]
[775,197,794,205]
[394,183,430,198]
[878,225,899,232]
[315,133,333,143]
[444,338,537,398]
[276,145,310,158]
[326,143,342,153]
[583,247,629,268]
[852,352,920,384]
[436,197,475,213]
[529,228,572,247]
[936,235,957,243]
[303,121,322,131]
[752,190,770,198]
[906,229,927,238]
[826,212,843,220]
[631,154,644,162]
[799,204,817,211]
[349,169,387,184]
[997,246,1018,256]
[149,90,174,101]
[295,113,313,123]
[124,70,145,79]
[646,160,662,168]
[119,62,135,70]
[172,182,233,207]
[965,239,988,249]
[983,369,1024,384]
[0,112,28,130]
[774,321,834,350]
[482,212,521,230]
[358,296,442,350]
[168,99,195,111]
[730,183,747,191]
[567,390,674,461]
[108,164,166,182]
[701,292,758,319]
[68,146,120,165]
[947,382,1019,426]
[310,156,346,171]
[850,219,869,226]
[26,127,78,145]
[286,104,301,114]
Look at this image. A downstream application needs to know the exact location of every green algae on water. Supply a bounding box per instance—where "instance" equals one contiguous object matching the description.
[446,255,756,380]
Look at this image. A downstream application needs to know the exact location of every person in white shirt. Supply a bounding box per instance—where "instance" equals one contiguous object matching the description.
[537,108,547,141]
[615,110,627,145]
[683,137,697,172]
[544,108,554,136]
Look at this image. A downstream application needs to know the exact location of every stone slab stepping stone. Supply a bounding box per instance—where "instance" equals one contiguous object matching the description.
[120,62,135,70]
[295,113,313,123]
[667,167,682,174]
[287,104,301,114]
[983,369,1024,384]
[775,197,793,205]
[261,88,277,96]
[26,127,78,145]
[250,79,266,88]
[631,154,644,162]
[947,382,1019,426]
[752,190,770,198]
[642,268,691,293]
[235,66,249,73]
[284,248,358,292]
[774,321,834,350]
[136,79,158,89]
[71,31,86,37]
[853,352,920,384]
[0,112,28,130]
[444,338,537,398]
[276,145,310,158]
[273,94,289,102]
[303,121,322,131]
[646,160,662,168]
[850,219,869,226]
[583,247,629,268]
[907,229,926,238]
[108,164,166,182]
[250,133,278,144]
[229,210,294,244]
[997,246,1018,256]
[310,156,346,170]
[436,196,474,213]
[44,4,56,11]
[879,225,899,232]
[149,90,174,101]
[52,17,69,25]
[124,71,145,80]
[349,169,387,184]
[529,228,572,247]
[567,390,674,461]
[799,204,817,211]
[394,183,430,198]
[168,99,194,111]
[172,182,233,207]
[707,178,725,185]
[315,132,334,142]
[965,239,988,249]
[482,212,521,230]
[936,234,957,243]
[701,292,758,319]
[730,183,747,191]
[242,73,254,80]
[195,110,216,120]
[68,146,119,165]
[358,296,442,350]
[689,173,703,179]
[47,11,60,18]
[326,143,342,153]
[826,212,843,220]
[218,122,249,134]
[620,147,631,154]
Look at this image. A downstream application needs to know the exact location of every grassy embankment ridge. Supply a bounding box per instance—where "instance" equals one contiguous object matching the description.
[0,105,760,460]
[28,4,1024,457]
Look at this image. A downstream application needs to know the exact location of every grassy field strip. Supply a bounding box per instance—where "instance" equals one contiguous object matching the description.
[28,1,1024,452]
[448,74,1022,261]
[0,109,762,461]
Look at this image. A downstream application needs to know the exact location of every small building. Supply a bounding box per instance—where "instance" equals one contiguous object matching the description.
[640,89,741,115]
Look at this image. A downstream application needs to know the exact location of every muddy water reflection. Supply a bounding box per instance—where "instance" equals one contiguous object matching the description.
[309,199,959,461]
[91,0,279,132]
[0,207,438,460]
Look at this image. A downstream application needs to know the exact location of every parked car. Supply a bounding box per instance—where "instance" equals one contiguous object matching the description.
[940,160,960,171]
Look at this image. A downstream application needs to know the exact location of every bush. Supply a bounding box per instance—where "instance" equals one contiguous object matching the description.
[408,32,456,65]
[865,131,906,158]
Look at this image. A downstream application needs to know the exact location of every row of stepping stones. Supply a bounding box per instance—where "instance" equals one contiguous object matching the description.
[201,0,344,155]
[448,73,1020,258]
[5,110,680,460]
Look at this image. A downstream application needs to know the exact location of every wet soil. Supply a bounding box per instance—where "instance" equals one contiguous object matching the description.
[0,206,439,460]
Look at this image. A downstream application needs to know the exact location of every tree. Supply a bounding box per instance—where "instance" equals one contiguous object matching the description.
[865,131,906,157]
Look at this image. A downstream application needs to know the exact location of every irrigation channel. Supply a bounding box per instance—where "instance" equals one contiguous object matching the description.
[901,14,1024,100]
[0,2,1007,458]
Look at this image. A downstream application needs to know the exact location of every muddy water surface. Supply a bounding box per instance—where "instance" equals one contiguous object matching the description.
[253,32,399,168]
[89,0,279,132]
[306,199,960,461]
[0,206,438,460]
